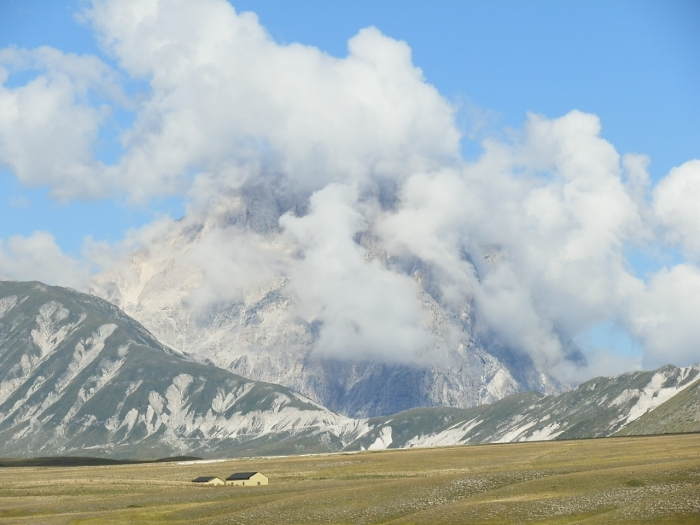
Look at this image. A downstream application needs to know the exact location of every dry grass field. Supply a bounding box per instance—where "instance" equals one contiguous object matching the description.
[0,434,698,524]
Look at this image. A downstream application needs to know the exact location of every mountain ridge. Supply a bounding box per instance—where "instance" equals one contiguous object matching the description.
[1,280,697,459]
[0,280,368,458]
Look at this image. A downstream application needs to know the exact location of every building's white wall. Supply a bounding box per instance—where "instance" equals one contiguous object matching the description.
[226,473,269,486]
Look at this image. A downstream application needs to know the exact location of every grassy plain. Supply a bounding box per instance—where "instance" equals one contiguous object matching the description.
[0,434,698,524]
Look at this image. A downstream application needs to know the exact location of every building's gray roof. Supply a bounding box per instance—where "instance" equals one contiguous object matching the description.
[192,476,219,482]
[226,472,260,480]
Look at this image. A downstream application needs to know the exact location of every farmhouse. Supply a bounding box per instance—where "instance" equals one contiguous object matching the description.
[192,476,225,486]
[226,472,269,486]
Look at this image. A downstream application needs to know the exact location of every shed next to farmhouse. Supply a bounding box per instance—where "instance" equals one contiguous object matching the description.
[192,476,225,486]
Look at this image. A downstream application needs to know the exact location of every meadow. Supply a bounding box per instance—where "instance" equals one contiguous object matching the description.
[0,434,698,524]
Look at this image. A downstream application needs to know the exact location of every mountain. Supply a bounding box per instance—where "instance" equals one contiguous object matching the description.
[91,182,566,418]
[0,281,367,458]
[2,280,696,460]
[343,363,700,450]
[616,373,700,436]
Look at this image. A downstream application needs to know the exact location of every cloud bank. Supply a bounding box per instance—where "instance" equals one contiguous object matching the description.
[1,0,699,379]
[0,232,88,288]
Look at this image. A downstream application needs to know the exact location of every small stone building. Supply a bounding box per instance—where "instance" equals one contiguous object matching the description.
[192,476,225,486]
[226,472,269,486]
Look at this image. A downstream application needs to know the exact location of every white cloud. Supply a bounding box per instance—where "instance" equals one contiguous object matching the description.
[625,264,700,368]
[184,225,287,311]
[653,160,700,260]
[79,0,460,201]
[376,111,648,373]
[0,232,89,288]
[3,0,460,202]
[0,46,125,199]
[280,184,431,363]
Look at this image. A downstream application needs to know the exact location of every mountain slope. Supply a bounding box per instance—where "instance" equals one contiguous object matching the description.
[0,281,366,458]
[617,375,700,436]
[344,364,700,450]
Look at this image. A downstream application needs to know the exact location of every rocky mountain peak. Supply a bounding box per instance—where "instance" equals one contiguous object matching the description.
[90,182,566,417]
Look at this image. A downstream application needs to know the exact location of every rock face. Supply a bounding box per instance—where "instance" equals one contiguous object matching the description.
[91,183,563,418]
[0,281,365,458]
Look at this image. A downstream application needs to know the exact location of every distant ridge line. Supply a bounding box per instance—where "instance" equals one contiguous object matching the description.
[0,456,202,468]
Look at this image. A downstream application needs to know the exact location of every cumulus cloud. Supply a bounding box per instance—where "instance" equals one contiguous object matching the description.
[375,111,648,372]
[281,183,431,363]
[2,0,458,202]
[1,0,700,377]
[0,46,126,199]
[77,0,459,201]
[184,226,288,311]
[625,264,700,368]
[0,232,90,288]
[653,160,700,260]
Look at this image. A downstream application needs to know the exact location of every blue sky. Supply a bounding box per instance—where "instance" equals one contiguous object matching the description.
[1,0,699,370]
